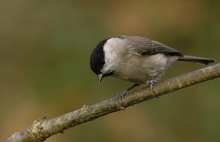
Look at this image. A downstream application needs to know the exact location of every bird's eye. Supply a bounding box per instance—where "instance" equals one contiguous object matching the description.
[105,70,113,76]
[101,59,105,64]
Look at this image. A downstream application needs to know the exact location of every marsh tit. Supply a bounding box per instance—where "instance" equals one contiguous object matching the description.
[90,35,215,100]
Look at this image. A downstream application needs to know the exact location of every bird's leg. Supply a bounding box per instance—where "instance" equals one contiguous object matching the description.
[147,80,156,89]
[117,83,140,101]
[147,80,160,98]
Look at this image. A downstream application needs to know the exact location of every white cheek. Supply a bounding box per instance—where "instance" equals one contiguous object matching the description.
[102,38,124,72]
[102,47,116,72]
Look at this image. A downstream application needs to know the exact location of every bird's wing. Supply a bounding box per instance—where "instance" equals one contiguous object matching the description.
[120,36,183,56]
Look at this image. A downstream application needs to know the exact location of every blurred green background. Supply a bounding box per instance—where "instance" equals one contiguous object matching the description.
[1,0,220,141]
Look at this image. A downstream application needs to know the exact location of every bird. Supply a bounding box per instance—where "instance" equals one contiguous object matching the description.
[90,35,215,100]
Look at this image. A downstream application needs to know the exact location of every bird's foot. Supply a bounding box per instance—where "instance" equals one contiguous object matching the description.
[147,80,156,89]
[117,90,128,102]
[116,83,140,102]
[147,80,159,98]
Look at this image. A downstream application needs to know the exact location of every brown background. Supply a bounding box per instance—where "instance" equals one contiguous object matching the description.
[1,0,220,141]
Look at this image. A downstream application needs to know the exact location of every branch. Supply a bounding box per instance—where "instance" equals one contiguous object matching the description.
[5,63,220,142]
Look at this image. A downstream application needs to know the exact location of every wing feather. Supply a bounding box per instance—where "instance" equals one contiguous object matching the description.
[120,36,183,56]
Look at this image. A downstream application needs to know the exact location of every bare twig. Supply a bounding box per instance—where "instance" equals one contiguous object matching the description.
[5,63,220,142]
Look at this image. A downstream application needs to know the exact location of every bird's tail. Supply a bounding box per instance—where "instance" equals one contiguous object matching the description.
[178,55,215,65]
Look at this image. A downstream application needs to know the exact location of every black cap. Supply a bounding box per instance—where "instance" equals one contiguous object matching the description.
[90,38,108,75]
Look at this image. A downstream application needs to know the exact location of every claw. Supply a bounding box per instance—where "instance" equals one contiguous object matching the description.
[117,90,128,102]
[116,83,140,102]
[147,80,156,89]
[147,80,160,98]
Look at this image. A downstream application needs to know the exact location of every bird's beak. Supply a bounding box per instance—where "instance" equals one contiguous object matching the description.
[98,74,103,82]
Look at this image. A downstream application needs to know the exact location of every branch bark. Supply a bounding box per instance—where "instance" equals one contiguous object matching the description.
[5,63,220,142]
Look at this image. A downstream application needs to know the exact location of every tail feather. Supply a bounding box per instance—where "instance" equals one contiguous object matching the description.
[178,55,215,65]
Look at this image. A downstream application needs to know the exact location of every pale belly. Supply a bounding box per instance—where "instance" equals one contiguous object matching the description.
[113,54,178,84]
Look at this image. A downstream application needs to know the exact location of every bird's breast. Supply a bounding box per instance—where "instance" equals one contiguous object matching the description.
[113,54,176,84]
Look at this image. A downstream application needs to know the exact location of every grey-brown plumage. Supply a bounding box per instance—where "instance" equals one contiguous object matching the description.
[90,35,215,100]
